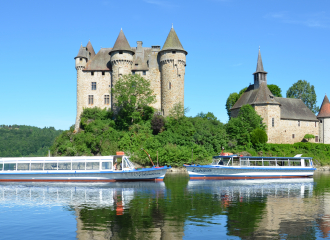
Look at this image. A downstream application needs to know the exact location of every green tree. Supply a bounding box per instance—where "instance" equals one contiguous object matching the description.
[250,128,268,145]
[225,92,239,119]
[226,104,265,146]
[303,134,315,142]
[268,84,282,97]
[112,74,156,129]
[168,102,189,119]
[286,80,319,114]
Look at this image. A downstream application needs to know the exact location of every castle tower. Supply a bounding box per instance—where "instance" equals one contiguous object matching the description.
[74,44,89,131]
[317,94,330,143]
[109,29,134,109]
[159,26,187,116]
[253,48,268,89]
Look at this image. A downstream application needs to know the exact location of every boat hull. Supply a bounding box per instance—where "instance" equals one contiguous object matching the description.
[185,165,316,180]
[0,168,169,182]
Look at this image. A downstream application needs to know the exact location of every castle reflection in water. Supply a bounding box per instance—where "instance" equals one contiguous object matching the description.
[0,174,330,239]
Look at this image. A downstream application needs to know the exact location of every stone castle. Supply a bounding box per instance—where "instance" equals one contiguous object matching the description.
[231,49,330,144]
[74,27,187,130]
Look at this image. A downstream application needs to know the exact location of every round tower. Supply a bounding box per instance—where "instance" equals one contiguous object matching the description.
[159,27,187,116]
[317,94,330,144]
[74,44,88,131]
[109,29,134,110]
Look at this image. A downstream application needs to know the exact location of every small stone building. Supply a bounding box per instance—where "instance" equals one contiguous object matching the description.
[230,50,319,144]
[317,95,330,144]
[74,27,187,130]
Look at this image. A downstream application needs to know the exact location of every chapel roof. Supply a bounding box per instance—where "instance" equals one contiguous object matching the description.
[231,82,279,110]
[317,95,330,118]
[109,29,134,54]
[160,27,187,54]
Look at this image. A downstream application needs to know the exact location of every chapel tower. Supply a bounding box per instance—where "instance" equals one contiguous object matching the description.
[109,29,134,110]
[253,48,268,89]
[159,26,187,116]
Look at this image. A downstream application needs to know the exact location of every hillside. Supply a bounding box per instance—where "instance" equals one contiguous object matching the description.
[0,125,63,157]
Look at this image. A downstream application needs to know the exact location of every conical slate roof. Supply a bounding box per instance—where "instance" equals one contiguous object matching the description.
[317,95,330,118]
[74,44,88,59]
[160,27,187,54]
[86,40,96,58]
[253,48,267,74]
[110,29,134,54]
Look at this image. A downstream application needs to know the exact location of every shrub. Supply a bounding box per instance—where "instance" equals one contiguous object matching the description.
[250,129,268,145]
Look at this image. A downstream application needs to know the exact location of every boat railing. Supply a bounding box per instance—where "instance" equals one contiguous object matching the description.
[0,156,136,172]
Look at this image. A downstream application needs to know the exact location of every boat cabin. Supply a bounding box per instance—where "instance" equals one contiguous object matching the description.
[0,155,135,172]
[211,155,314,168]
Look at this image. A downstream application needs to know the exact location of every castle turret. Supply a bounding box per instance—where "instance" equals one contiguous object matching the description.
[253,48,267,89]
[317,94,330,143]
[109,29,134,109]
[74,44,89,131]
[159,26,187,116]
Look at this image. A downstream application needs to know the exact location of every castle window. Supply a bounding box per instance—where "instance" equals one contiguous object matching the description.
[102,71,105,76]
[119,51,123,54]
[143,71,146,75]
[135,64,138,66]
[91,82,96,90]
[80,58,82,61]
[172,51,176,54]
[104,95,110,105]
[272,118,274,127]
[169,82,171,90]
[320,120,322,123]
[88,95,94,105]
[292,134,295,139]
[315,136,318,142]
[91,72,94,76]
[298,121,300,127]
[132,71,135,75]
[315,122,317,127]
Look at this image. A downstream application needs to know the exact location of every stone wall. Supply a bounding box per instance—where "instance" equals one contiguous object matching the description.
[319,118,330,144]
[160,50,186,116]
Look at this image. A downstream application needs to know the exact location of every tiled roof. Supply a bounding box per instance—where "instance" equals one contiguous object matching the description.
[317,95,330,118]
[86,40,96,59]
[74,45,89,59]
[275,97,318,121]
[231,83,279,110]
[160,27,187,54]
[110,29,134,54]
[84,48,112,71]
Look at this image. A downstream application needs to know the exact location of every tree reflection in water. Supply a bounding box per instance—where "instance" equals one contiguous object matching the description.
[0,173,330,239]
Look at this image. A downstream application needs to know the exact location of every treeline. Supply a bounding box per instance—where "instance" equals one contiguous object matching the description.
[0,125,63,157]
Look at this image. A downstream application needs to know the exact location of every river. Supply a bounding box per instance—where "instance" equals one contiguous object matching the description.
[0,172,329,239]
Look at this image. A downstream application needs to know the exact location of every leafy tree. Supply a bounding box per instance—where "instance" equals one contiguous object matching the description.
[268,84,282,97]
[111,74,156,129]
[226,104,265,146]
[286,80,319,114]
[225,92,239,119]
[151,113,165,135]
[168,102,189,119]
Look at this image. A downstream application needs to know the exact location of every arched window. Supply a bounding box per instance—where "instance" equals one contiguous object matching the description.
[169,82,171,90]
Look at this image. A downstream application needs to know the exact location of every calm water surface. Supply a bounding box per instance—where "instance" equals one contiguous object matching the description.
[0,172,330,239]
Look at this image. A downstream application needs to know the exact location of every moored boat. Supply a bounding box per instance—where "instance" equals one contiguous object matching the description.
[0,155,170,182]
[184,155,316,180]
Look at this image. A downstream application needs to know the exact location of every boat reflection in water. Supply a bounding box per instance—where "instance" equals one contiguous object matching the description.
[0,175,330,239]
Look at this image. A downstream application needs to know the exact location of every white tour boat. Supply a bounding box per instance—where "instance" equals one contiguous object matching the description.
[0,155,170,182]
[184,154,316,180]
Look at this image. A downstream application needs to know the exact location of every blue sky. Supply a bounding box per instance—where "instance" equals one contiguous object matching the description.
[1,0,329,130]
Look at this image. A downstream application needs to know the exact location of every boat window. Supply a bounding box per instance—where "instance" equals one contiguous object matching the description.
[31,163,43,170]
[44,163,58,170]
[263,160,276,166]
[211,158,220,165]
[4,163,16,171]
[17,163,30,170]
[277,160,289,166]
[86,162,99,170]
[102,162,113,170]
[289,160,301,166]
[305,159,310,167]
[58,163,71,170]
[72,162,85,170]
[0,164,2,171]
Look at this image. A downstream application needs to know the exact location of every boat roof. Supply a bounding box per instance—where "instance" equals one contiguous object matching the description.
[0,155,128,162]
[213,155,313,160]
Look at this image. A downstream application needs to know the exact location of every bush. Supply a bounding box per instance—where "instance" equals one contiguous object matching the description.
[250,129,268,145]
